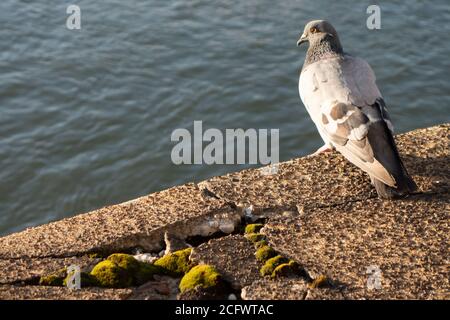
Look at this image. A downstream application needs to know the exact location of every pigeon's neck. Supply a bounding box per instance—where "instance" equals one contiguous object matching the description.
[304,38,344,68]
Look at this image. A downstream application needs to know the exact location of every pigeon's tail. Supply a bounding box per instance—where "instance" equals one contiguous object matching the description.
[366,110,418,199]
[371,165,417,199]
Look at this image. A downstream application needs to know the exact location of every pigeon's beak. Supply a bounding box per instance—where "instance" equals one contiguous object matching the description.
[297,33,308,46]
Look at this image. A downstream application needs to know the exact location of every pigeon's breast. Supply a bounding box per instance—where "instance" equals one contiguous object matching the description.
[299,56,381,113]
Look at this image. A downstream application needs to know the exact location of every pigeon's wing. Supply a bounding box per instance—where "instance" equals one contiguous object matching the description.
[299,56,397,186]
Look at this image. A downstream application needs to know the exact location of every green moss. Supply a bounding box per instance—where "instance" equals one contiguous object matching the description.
[90,260,132,288]
[154,248,193,276]
[245,233,265,243]
[38,253,163,289]
[107,253,141,273]
[260,255,289,276]
[63,271,98,287]
[271,260,300,278]
[90,253,164,287]
[88,253,102,259]
[245,224,263,234]
[255,245,277,262]
[254,240,268,249]
[41,267,100,288]
[309,274,329,288]
[135,263,165,285]
[179,265,221,293]
[39,274,64,286]
[39,268,67,286]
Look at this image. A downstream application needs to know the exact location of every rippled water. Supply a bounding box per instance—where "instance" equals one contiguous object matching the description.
[1,0,449,235]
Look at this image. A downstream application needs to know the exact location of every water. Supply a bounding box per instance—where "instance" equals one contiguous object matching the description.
[0,0,449,236]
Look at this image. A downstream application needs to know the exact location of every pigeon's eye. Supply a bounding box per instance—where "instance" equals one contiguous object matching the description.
[310,27,319,33]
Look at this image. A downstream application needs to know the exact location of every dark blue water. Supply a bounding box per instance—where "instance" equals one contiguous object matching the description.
[1,0,449,235]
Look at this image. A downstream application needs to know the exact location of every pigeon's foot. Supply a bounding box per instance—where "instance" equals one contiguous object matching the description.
[313,144,333,155]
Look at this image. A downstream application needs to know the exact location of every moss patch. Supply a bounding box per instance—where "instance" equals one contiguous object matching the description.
[271,260,300,278]
[255,245,277,262]
[90,253,162,288]
[154,248,193,276]
[179,265,222,294]
[260,255,289,276]
[63,271,98,288]
[245,224,263,234]
[38,253,164,289]
[108,253,141,273]
[245,224,306,280]
[254,239,268,249]
[90,260,131,288]
[39,274,64,286]
[88,253,102,259]
[245,233,265,243]
[135,263,165,285]
[309,274,330,288]
[39,267,67,286]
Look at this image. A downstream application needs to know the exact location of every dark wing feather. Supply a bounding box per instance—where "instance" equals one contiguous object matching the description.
[320,100,396,186]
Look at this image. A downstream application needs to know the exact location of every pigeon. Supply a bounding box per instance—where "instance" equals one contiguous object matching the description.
[297,20,417,199]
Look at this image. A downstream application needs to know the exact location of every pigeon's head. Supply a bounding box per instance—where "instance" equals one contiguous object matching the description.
[297,20,342,50]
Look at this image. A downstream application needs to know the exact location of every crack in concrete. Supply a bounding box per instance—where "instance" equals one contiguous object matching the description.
[3,183,436,262]
[2,178,445,296]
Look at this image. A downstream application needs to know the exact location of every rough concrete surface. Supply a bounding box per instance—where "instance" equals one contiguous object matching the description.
[0,255,100,284]
[241,279,345,300]
[264,193,449,299]
[128,275,180,300]
[0,183,236,259]
[200,124,448,215]
[0,285,132,300]
[0,124,448,299]
[191,235,262,289]
[241,279,309,300]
